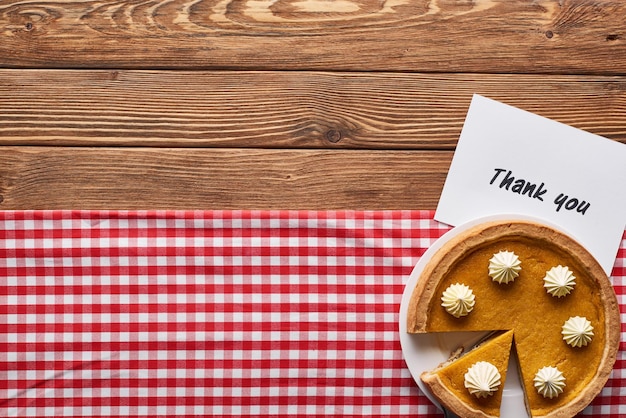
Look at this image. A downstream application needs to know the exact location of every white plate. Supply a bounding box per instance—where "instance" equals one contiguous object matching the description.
[397,215,565,418]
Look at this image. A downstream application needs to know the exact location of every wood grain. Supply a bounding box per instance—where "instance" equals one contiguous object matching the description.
[0,147,451,209]
[1,0,625,74]
[2,70,626,148]
[2,1,625,210]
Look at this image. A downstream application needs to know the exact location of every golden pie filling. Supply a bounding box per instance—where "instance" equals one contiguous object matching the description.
[407,221,620,417]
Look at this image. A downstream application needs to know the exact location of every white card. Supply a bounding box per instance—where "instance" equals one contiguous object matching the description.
[435,94,626,275]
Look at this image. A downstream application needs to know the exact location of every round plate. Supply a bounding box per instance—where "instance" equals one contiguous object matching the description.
[397,215,567,418]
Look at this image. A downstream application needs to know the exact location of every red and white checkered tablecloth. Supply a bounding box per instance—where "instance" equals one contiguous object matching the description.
[0,210,624,417]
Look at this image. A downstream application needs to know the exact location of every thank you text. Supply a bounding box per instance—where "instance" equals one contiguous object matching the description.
[489,168,591,215]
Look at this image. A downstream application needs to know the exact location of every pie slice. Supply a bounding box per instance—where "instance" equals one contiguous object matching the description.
[421,330,514,418]
[407,220,620,417]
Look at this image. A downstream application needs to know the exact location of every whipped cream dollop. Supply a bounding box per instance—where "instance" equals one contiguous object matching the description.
[562,316,594,347]
[534,366,566,399]
[441,283,475,318]
[488,250,521,284]
[543,265,576,297]
[464,361,501,398]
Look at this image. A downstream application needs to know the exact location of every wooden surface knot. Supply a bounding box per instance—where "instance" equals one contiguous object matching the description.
[325,129,342,143]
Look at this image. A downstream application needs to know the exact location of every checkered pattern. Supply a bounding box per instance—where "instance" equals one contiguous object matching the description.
[0,211,623,417]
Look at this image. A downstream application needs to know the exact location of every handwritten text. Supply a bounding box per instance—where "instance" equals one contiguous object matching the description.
[489,168,591,215]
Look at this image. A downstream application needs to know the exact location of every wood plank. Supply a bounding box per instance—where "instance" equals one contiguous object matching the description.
[0,147,451,210]
[2,70,626,148]
[1,0,625,74]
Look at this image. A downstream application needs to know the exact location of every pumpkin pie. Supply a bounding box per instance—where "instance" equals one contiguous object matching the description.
[421,330,514,418]
[406,220,620,417]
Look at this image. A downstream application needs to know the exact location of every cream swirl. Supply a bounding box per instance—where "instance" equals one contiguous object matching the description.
[543,265,576,297]
[441,283,475,318]
[488,250,521,284]
[561,316,594,347]
[534,366,566,399]
[464,361,501,398]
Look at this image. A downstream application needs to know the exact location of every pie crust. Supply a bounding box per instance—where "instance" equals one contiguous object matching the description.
[406,220,620,417]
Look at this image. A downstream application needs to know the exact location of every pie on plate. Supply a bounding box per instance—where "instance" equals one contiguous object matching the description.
[405,219,620,418]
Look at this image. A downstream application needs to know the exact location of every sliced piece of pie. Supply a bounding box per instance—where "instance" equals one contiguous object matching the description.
[407,220,620,417]
[421,330,514,418]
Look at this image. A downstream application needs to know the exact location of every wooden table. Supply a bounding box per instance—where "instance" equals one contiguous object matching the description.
[1,0,625,210]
